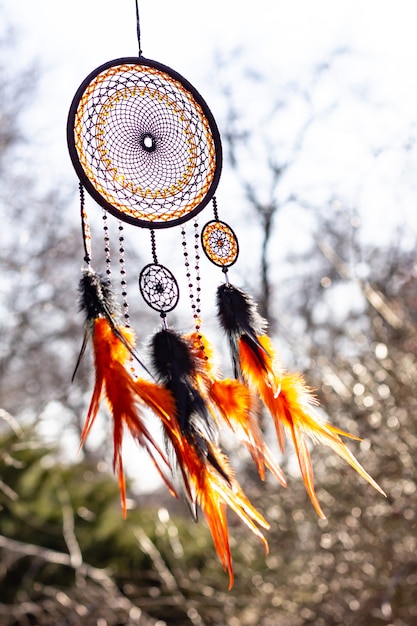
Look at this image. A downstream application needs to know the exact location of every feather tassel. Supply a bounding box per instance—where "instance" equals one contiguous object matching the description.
[216,282,268,379]
[150,327,269,587]
[75,268,177,516]
[73,267,152,381]
[217,282,385,517]
[184,331,287,486]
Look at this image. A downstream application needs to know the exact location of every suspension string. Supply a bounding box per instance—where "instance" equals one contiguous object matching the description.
[135,0,142,56]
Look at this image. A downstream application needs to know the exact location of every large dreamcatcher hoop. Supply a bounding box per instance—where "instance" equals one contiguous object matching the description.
[67,57,222,229]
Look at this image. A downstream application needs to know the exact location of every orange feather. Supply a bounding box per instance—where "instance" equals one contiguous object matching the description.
[165,428,269,589]
[184,332,286,486]
[239,334,385,517]
[210,379,287,486]
[148,330,269,587]
[81,318,177,516]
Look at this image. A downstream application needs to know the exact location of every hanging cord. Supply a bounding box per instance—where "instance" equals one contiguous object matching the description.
[79,183,91,265]
[135,0,142,56]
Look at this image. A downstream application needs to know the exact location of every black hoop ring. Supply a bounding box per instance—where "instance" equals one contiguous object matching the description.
[67,57,222,229]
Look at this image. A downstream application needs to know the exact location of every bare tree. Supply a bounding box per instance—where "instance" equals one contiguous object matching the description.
[208,47,417,625]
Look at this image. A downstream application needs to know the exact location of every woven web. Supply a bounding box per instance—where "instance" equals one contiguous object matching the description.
[139,263,179,312]
[72,63,218,227]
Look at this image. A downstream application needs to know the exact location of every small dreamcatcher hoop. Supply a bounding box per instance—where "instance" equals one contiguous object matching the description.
[139,263,179,313]
[201,219,239,267]
[67,57,222,229]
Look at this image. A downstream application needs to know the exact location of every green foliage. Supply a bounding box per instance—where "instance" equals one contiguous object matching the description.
[0,424,233,624]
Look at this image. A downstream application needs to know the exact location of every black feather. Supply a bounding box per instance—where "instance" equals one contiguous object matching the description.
[151,327,194,381]
[150,328,231,485]
[72,267,152,380]
[216,282,269,378]
[79,267,120,323]
[216,283,265,337]
[151,329,209,432]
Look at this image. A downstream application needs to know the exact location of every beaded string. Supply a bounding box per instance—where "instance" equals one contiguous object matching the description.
[118,221,137,376]
[212,195,219,221]
[118,222,130,327]
[193,220,203,337]
[135,0,142,57]
[150,229,168,328]
[150,229,158,264]
[181,223,206,356]
[102,210,112,279]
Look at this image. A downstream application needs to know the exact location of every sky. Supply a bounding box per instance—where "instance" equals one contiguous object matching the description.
[4,0,417,491]
[7,0,417,243]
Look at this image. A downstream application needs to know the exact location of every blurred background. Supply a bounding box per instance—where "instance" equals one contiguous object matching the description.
[1,1,417,624]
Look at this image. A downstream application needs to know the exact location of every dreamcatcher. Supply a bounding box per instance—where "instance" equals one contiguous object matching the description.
[67,3,384,587]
